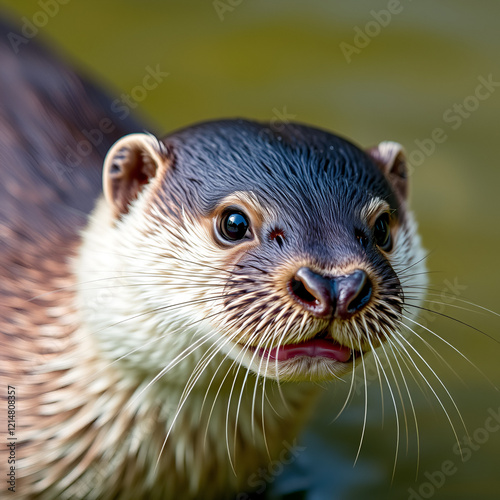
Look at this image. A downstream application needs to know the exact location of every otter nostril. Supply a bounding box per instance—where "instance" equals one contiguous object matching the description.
[289,278,317,304]
[347,276,372,313]
[335,270,372,319]
[289,267,334,318]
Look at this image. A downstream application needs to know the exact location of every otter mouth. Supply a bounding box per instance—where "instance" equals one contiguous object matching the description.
[243,333,362,364]
[234,330,369,381]
[257,337,353,363]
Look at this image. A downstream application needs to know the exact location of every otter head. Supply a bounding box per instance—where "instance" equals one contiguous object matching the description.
[82,120,425,383]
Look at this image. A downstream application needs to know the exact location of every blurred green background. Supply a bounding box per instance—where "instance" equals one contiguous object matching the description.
[1,0,498,498]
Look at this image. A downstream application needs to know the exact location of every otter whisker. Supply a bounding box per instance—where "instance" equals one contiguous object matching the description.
[399,316,467,385]
[232,327,274,455]
[201,315,274,446]
[392,326,468,458]
[182,333,236,410]
[415,292,500,319]
[406,297,488,316]
[385,334,421,479]
[235,262,269,275]
[400,315,497,390]
[399,270,438,283]
[128,324,222,415]
[395,250,432,276]
[353,326,369,467]
[402,283,444,291]
[252,309,300,455]
[201,328,256,449]
[380,334,410,450]
[88,292,239,339]
[373,337,401,482]
[174,331,252,472]
[403,303,498,344]
[25,273,165,302]
[271,308,304,408]
[61,293,235,370]
[363,317,385,422]
[199,323,256,418]
[236,328,277,459]
[249,333,276,441]
[331,349,358,423]
[232,308,292,451]
[85,247,235,276]
[91,309,227,379]
[394,344,437,411]
[154,327,242,473]
[260,349,273,463]
[227,321,281,465]
[176,326,222,403]
[31,280,231,303]
[256,311,302,460]
[249,325,281,438]
[397,269,433,282]
[199,302,290,461]
[388,336,429,405]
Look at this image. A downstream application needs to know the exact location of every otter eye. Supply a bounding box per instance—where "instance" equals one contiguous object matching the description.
[373,213,392,252]
[220,211,250,242]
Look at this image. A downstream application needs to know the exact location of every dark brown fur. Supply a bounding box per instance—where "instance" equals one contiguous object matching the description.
[0,17,146,493]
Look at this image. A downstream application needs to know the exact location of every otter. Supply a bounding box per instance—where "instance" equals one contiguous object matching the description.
[0,19,427,500]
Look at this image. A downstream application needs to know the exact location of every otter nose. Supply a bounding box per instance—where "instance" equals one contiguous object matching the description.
[289,267,372,320]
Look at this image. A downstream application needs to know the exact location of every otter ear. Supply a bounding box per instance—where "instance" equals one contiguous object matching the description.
[103,133,169,216]
[366,141,408,201]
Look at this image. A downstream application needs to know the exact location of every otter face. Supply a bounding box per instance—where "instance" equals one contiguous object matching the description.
[94,120,426,383]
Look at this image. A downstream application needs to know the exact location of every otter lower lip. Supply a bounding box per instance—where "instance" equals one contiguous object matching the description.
[258,338,352,362]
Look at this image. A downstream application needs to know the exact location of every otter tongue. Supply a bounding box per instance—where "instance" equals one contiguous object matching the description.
[263,339,351,362]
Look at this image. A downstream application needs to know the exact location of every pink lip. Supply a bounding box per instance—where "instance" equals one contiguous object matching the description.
[258,338,352,363]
